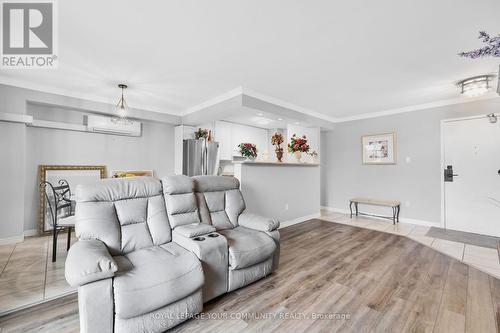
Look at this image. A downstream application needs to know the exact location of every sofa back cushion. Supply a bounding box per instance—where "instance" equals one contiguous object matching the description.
[75,177,171,255]
[161,175,200,228]
[193,176,246,230]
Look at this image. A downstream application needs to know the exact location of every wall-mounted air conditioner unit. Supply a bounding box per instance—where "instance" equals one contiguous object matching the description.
[85,115,142,137]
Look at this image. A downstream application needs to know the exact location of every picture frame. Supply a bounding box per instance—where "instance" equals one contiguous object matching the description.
[38,165,107,234]
[361,133,397,165]
[111,170,154,178]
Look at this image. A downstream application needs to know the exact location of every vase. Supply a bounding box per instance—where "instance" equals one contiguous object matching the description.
[294,151,302,162]
[275,149,283,162]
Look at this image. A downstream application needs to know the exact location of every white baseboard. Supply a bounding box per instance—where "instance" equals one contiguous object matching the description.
[279,213,321,229]
[0,234,24,245]
[320,206,439,227]
[24,229,38,237]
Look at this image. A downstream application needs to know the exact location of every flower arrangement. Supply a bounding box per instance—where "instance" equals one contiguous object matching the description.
[194,128,208,140]
[459,31,500,58]
[271,132,284,162]
[309,150,318,158]
[271,132,284,149]
[287,134,310,153]
[238,143,257,159]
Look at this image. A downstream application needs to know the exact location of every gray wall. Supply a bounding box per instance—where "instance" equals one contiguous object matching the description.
[321,97,500,224]
[236,164,320,222]
[24,105,175,232]
[0,84,177,240]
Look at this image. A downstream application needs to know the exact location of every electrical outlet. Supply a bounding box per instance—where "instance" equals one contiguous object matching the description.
[285,203,289,210]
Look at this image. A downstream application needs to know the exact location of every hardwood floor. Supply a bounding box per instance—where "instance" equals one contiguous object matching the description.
[0,232,77,314]
[1,219,500,332]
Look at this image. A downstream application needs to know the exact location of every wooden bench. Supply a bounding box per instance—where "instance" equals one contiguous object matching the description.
[349,198,401,224]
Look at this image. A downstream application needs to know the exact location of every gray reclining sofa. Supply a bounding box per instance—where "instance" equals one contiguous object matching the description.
[65,175,280,333]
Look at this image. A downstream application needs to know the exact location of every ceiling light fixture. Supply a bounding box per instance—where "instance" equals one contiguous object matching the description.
[277,118,283,121]
[115,84,129,118]
[457,75,495,97]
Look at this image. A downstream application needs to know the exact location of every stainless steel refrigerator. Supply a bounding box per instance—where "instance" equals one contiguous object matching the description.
[183,139,220,176]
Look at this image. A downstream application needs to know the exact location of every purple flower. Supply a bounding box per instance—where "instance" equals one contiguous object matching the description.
[459,31,500,59]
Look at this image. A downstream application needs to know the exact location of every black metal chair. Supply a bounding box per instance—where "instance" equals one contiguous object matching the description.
[41,179,75,262]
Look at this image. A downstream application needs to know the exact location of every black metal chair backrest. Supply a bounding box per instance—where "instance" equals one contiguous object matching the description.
[41,179,73,228]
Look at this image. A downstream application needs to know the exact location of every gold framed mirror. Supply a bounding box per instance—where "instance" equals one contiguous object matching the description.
[38,165,107,234]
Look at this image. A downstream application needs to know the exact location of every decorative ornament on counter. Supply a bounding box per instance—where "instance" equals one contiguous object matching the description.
[271,132,284,162]
[287,134,310,163]
[238,143,257,160]
[195,128,209,140]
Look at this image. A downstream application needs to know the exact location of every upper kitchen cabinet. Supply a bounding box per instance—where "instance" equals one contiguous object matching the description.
[215,121,269,160]
[215,121,233,160]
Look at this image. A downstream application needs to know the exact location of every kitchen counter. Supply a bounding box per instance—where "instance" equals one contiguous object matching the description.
[233,161,319,166]
[233,160,320,226]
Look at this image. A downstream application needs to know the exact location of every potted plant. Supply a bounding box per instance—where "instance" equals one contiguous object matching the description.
[194,128,208,140]
[271,132,284,162]
[287,134,310,162]
[238,143,257,160]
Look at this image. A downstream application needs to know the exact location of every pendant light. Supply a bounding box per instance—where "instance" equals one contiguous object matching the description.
[115,84,128,118]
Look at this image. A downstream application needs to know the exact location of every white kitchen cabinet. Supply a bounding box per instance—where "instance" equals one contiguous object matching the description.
[214,121,233,160]
[214,121,269,160]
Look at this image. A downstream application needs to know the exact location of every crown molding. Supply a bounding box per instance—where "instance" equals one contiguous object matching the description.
[183,86,244,115]
[335,93,500,123]
[0,77,183,117]
[2,79,499,126]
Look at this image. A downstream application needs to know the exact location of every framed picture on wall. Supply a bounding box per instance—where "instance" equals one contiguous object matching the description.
[111,170,154,178]
[361,133,396,165]
[38,165,107,234]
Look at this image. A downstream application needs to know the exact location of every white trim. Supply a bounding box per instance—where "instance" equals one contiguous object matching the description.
[440,120,446,229]
[24,229,38,237]
[242,87,338,123]
[0,234,24,245]
[0,112,33,124]
[334,94,499,123]
[183,86,243,115]
[2,80,499,126]
[320,206,439,227]
[279,212,321,229]
[0,77,183,117]
[0,290,77,316]
[28,119,87,132]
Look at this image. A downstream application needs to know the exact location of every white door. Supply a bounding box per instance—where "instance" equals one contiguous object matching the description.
[443,116,500,237]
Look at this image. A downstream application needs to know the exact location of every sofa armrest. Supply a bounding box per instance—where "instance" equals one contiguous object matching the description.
[173,223,216,238]
[65,239,118,287]
[238,213,279,232]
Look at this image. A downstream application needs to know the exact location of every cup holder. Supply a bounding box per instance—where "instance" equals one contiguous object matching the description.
[193,237,205,241]
[207,233,219,238]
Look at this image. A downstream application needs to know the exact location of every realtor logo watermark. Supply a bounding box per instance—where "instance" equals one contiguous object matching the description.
[1,0,57,68]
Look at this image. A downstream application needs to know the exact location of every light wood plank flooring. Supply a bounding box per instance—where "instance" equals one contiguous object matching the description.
[0,232,76,314]
[321,210,500,279]
[2,219,500,332]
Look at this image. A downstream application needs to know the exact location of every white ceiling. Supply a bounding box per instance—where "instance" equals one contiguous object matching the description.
[1,0,499,119]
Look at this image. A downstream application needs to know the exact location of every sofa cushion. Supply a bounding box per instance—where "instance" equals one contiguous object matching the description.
[218,226,276,270]
[113,243,203,319]
[75,177,171,256]
[161,176,200,229]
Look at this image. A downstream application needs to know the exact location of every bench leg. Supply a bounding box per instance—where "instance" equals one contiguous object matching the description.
[355,203,358,217]
[396,205,400,223]
[349,201,353,218]
[392,207,396,225]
